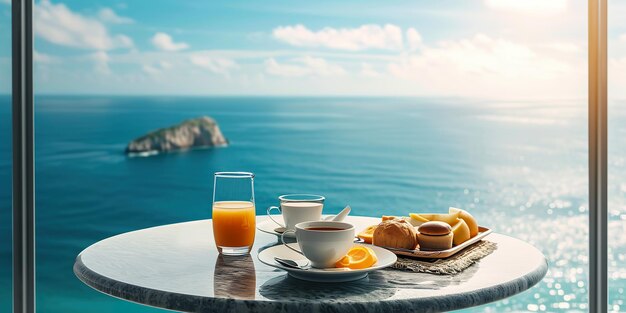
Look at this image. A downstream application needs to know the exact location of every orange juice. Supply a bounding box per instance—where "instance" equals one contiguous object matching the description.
[212,201,256,249]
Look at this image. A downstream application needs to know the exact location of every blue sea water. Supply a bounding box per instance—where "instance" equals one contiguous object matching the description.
[0,96,625,312]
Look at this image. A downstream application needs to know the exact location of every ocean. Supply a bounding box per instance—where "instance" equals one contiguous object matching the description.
[0,95,624,312]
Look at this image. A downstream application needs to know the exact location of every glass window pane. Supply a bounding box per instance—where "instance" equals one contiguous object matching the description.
[0,1,11,312]
[33,1,588,312]
[608,1,625,312]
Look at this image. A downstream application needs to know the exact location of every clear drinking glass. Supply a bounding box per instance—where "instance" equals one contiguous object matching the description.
[212,172,256,255]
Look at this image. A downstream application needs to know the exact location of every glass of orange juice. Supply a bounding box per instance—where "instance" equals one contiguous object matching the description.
[212,172,256,255]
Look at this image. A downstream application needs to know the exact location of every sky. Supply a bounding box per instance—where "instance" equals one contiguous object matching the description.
[0,0,624,99]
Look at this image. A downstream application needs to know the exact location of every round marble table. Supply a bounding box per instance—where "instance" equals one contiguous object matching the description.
[74,216,547,313]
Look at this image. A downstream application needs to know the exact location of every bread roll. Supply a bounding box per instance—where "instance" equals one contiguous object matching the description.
[373,219,418,250]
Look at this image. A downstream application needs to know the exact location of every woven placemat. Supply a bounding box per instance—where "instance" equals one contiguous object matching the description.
[391,240,498,275]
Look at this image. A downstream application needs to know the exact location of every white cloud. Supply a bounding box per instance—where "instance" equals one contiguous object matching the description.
[0,0,10,5]
[34,50,58,64]
[360,63,380,77]
[116,35,134,48]
[189,54,237,75]
[158,61,173,69]
[273,24,403,51]
[90,51,111,74]
[298,56,346,76]
[265,56,346,77]
[546,42,580,53]
[142,64,160,75]
[406,28,422,51]
[142,60,174,75]
[151,32,189,51]
[609,57,626,96]
[98,8,133,24]
[35,0,133,50]
[387,33,580,98]
[264,59,309,77]
[484,0,568,15]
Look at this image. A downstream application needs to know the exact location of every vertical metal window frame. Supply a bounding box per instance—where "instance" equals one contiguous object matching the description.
[12,0,35,313]
[9,1,609,313]
[589,0,608,312]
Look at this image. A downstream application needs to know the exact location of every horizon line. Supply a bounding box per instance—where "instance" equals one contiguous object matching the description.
[0,93,589,102]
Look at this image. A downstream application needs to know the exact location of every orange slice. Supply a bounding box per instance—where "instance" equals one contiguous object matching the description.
[357,225,377,244]
[336,255,350,267]
[335,246,378,269]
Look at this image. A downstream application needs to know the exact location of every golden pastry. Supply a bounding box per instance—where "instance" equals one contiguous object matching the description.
[373,219,418,250]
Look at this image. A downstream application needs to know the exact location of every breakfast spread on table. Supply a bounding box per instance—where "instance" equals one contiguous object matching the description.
[256,201,488,279]
[258,199,487,266]
[211,170,492,283]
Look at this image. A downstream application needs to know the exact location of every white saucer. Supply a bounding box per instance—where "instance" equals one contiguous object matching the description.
[258,243,397,282]
[257,215,334,238]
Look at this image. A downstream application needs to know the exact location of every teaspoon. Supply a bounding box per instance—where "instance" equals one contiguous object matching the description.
[274,257,310,270]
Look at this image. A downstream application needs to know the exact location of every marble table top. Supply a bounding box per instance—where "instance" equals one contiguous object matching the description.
[74,216,547,313]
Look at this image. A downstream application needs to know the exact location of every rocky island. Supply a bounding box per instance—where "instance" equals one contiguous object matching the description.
[125,116,228,155]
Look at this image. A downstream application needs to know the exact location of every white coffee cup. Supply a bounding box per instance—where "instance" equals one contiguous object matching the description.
[267,194,324,230]
[281,221,355,268]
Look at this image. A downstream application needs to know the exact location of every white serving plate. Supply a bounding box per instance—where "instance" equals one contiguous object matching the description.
[258,243,397,282]
[356,226,493,259]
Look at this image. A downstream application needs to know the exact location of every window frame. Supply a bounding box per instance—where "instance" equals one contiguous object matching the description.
[12,0,34,312]
[588,0,608,312]
[10,0,610,312]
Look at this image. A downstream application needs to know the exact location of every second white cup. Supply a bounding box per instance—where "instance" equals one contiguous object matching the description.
[267,194,324,230]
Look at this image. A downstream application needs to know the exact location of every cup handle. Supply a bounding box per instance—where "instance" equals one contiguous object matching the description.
[281,230,304,256]
[267,206,285,228]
